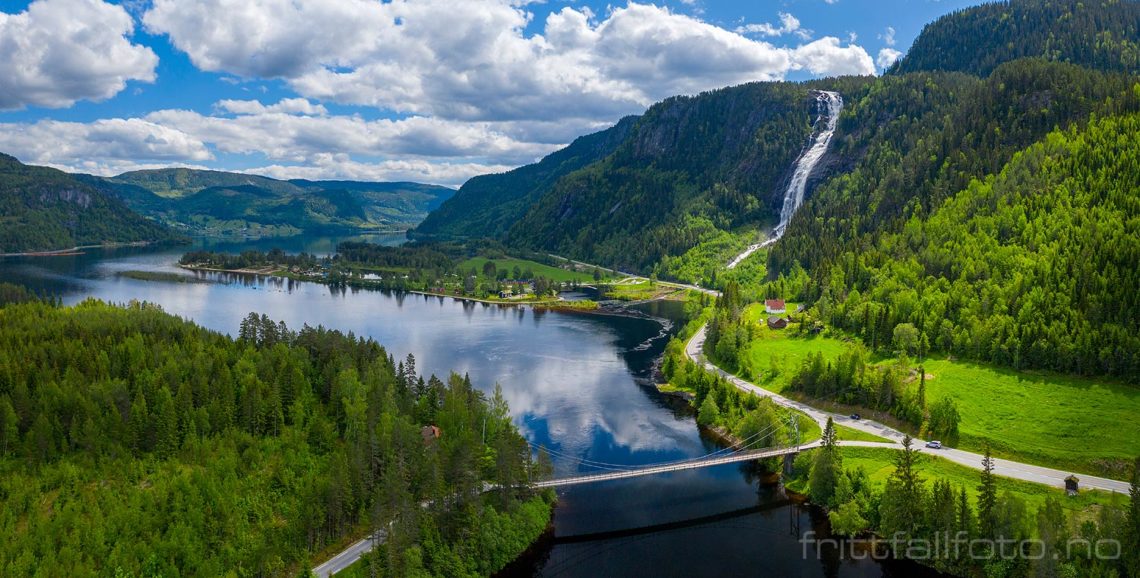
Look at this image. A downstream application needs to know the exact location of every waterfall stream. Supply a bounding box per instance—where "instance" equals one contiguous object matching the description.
[727,90,843,269]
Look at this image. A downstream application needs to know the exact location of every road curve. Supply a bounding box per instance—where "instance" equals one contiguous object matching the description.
[311,533,382,577]
[684,324,1131,494]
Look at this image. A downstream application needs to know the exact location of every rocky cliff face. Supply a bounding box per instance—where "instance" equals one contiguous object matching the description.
[0,154,182,253]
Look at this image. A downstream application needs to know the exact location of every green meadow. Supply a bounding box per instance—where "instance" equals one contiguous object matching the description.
[835,425,893,443]
[458,256,604,283]
[731,305,1140,477]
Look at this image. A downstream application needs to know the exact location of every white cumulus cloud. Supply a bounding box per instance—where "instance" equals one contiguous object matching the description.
[736,12,810,40]
[143,0,875,124]
[0,0,157,110]
[792,37,876,77]
[877,48,903,70]
[0,118,211,166]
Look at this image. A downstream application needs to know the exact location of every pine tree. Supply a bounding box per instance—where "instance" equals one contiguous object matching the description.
[978,444,999,540]
[879,435,925,540]
[1126,456,1140,578]
[821,416,838,449]
[917,368,926,410]
[0,395,17,456]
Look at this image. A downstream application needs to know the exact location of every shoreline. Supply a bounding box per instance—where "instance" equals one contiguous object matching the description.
[0,240,156,258]
[179,263,602,310]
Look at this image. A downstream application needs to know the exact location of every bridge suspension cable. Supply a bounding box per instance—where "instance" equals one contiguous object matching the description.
[529,418,784,472]
[527,414,799,479]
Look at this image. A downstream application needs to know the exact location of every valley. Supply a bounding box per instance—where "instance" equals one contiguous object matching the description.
[2,0,1140,576]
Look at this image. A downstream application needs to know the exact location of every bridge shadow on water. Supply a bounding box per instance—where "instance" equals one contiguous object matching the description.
[551,499,793,545]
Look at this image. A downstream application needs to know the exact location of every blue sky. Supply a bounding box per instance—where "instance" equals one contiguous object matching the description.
[0,0,979,185]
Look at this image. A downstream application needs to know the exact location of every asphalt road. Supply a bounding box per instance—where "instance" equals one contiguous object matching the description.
[311,532,383,577]
[684,324,1131,494]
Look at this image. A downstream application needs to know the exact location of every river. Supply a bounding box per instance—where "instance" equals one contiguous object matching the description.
[0,236,937,577]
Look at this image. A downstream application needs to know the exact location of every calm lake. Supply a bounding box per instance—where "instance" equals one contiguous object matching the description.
[0,236,937,577]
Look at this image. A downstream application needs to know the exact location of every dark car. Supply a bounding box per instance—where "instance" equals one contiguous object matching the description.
[849,413,861,420]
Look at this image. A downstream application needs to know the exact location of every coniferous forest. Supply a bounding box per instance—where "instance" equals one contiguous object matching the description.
[0,294,551,577]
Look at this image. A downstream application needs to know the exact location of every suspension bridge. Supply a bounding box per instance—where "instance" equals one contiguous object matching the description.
[524,412,824,488]
[532,441,819,488]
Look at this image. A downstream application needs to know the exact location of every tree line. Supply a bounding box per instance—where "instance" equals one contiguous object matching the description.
[799,421,1140,578]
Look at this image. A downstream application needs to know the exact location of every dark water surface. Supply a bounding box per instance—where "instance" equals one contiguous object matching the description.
[0,236,935,578]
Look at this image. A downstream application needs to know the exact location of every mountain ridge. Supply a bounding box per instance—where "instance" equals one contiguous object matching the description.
[105,167,456,237]
[0,154,185,253]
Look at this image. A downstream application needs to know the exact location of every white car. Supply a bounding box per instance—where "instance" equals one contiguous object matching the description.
[925,440,942,449]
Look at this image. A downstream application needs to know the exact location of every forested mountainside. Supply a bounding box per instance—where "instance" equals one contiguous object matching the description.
[418,82,840,270]
[816,112,1140,380]
[103,168,455,237]
[504,83,828,271]
[413,116,637,240]
[0,154,183,253]
[416,3,1140,278]
[0,297,550,576]
[894,0,1140,77]
[770,59,1140,275]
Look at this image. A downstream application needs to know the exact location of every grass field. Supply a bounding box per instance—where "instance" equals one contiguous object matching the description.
[731,309,1140,477]
[836,425,893,443]
[919,357,1140,477]
[739,304,850,394]
[458,256,605,283]
[601,280,663,301]
[831,446,1122,517]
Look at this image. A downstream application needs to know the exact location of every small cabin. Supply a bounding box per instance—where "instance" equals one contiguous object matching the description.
[1065,475,1079,496]
[767,316,789,330]
[765,299,786,314]
[421,425,441,444]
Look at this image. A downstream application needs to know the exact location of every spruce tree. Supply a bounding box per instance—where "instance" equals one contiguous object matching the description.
[978,444,999,540]
[1126,457,1140,578]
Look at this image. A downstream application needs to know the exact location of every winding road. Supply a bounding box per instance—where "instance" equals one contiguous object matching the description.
[683,324,1131,494]
[310,273,1129,576]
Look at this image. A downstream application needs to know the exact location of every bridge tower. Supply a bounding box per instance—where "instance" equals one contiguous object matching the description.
[781,416,800,476]
[782,451,798,476]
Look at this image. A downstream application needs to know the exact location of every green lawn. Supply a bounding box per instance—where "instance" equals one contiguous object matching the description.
[732,317,1140,478]
[458,256,604,283]
[739,307,850,393]
[919,357,1140,477]
[836,425,893,443]
[601,280,662,301]
[832,446,1122,517]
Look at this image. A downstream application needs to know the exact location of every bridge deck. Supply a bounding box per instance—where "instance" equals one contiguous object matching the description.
[534,441,820,488]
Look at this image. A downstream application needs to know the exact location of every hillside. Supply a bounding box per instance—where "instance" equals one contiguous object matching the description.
[0,154,183,254]
[410,0,1140,284]
[106,169,455,237]
[417,81,857,271]
[815,110,1140,381]
[894,0,1140,77]
[413,116,638,240]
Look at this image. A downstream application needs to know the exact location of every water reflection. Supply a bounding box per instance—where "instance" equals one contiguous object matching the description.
[0,239,922,578]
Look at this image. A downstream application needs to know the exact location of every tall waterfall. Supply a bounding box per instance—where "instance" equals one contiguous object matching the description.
[727,90,843,269]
